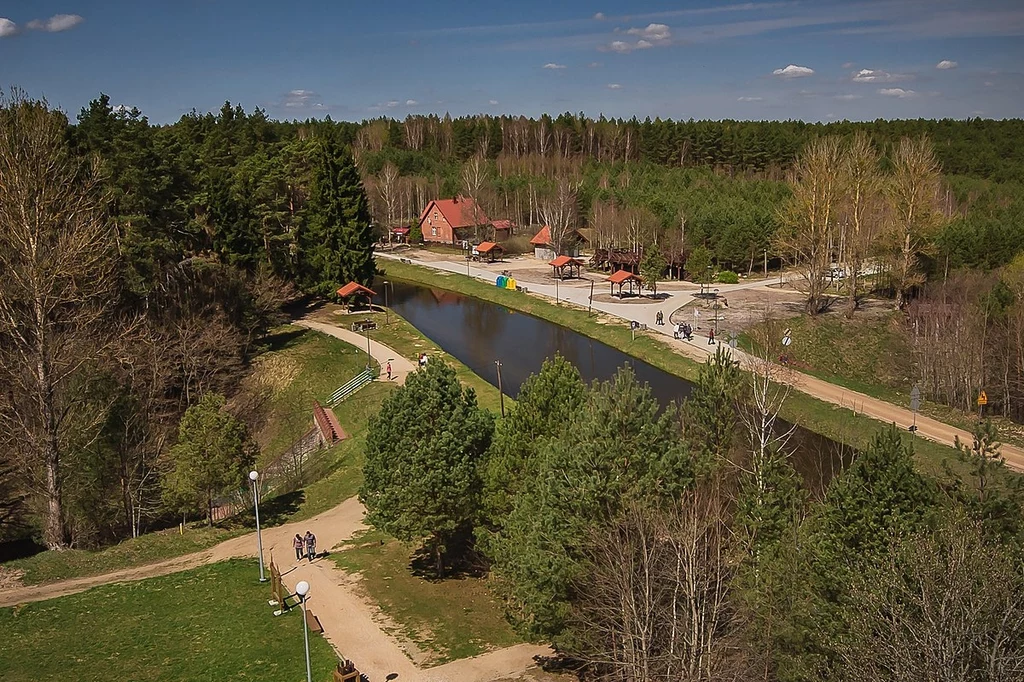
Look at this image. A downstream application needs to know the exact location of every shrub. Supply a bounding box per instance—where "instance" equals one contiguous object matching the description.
[717,270,739,284]
[501,234,533,256]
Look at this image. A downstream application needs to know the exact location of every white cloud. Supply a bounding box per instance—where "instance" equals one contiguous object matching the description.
[593,12,606,20]
[878,87,916,98]
[606,22,671,52]
[835,94,862,100]
[607,83,622,89]
[488,99,499,105]
[984,81,994,87]
[289,89,314,97]
[111,104,133,114]
[588,61,602,68]
[385,100,400,108]
[543,62,567,69]
[841,61,855,69]
[405,99,417,106]
[626,23,671,42]
[0,18,17,37]
[737,96,763,102]
[772,64,815,78]
[935,59,958,70]
[26,14,83,32]
[852,68,910,83]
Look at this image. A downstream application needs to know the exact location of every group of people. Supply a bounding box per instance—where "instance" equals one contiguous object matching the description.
[292,531,317,562]
[417,352,429,368]
[673,322,694,341]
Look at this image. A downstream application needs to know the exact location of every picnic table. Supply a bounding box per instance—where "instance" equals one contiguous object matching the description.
[350,319,377,332]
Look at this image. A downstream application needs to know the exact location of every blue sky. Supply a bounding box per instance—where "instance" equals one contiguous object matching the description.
[3,0,1023,123]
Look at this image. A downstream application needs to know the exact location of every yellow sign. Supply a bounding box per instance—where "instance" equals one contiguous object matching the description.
[977,391,988,406]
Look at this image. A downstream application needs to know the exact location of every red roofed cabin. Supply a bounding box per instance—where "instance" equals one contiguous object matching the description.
[530,225,585,261]
[419,197,491,245]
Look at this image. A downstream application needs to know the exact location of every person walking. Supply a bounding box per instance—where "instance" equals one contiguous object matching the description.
[655,310,664,326]
[304,530,317,562]
[386,361,392,381]
[708,328,716,345]
[292,534,304,561]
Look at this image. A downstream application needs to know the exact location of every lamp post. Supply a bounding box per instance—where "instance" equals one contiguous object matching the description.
[713,288,720,339]
[364,324,372,370]
[248,470,266,583]
[295,580,313,682]
[555,274,560,304]
[494,360,505,417]
[382,280,393,326]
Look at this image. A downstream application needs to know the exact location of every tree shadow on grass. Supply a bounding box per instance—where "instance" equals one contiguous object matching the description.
[260,327,308,353]
[408,527,488,581]
[217,490,306,531]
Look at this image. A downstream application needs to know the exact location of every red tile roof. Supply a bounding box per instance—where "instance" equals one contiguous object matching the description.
[476,241,503,254]
[337,282,376,298]
[530,225,552,246]
[391,226,410,234]
[419,197,491,229]
[608,270,641,284]
[549,255,583,267]
[491,219,514,230]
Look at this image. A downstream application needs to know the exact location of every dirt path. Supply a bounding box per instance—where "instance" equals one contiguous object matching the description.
[1,326,547,682]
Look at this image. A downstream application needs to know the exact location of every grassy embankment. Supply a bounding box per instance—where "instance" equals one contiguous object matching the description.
[4,326,387,585]
[0,560,338,682]
[380,257,966,477]
[332,529,520,664]
[739,314,1024,450]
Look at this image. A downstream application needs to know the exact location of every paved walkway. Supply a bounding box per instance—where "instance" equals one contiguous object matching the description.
[379,252,1024,471]
[0,325,549,682]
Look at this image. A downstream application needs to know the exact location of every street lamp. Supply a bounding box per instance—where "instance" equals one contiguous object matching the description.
[713,289,720,339]
[248,470,266,583]
[295,580,313,682]
[382,280,393,326]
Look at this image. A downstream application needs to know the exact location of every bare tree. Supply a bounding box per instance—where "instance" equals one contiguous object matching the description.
[886,136,944,310]
[377,162,400,242]
[540,174,582,256]
[573,485,749,682]
[838,512,1024,682]
[775,136,843,315]
[839,132,884,317]
[0,92,118,549]
[462,155,489,242]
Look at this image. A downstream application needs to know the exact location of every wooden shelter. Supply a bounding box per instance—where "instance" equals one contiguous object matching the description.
[474,241,505,262]
[549,255,584,280]
[336,282,376,310]
[608,269,642,298]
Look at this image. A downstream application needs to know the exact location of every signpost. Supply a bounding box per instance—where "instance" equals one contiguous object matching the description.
[909,385,921,435]
[977,390,988,419]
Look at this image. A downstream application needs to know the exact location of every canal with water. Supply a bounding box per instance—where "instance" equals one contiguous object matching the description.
[377,279,852,491]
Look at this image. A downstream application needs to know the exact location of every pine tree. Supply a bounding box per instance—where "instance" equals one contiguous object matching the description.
[298,136,375,296]
[360,360,494,576]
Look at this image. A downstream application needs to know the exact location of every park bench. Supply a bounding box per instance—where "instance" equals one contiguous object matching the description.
[350,319,377,332]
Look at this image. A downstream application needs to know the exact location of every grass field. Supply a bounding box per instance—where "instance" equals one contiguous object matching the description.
[379,257,972,476]
[333,529,520,664]
[308,305,507,414]
[253,325,380,463]
[0,560,338,682]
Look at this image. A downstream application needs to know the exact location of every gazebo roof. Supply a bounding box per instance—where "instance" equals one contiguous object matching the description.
[608,270,641,284]
[476,241,504,254]
[549,255,583,267]
[337,282,376,298]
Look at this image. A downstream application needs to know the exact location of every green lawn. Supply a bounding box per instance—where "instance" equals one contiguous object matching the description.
[0,560,338,682]
[379,258,972,475]
[253,324,380,463]
[332,529,520,664]
[4,525,237,586]
[308,305,507,414]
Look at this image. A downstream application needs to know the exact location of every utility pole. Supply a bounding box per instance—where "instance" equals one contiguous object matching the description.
[495,360,505,417]
[764,248,768,278]
[588,279,594,315]
[555,275,559,304]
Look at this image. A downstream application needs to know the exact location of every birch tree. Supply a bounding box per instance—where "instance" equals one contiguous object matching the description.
[0,92,119,549]
[839,132,884,317]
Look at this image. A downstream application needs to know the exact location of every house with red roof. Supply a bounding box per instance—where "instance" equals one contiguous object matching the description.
[418,196,491,245]
[529,225,586,260]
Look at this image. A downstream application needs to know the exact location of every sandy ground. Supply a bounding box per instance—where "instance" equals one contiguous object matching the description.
[0,323,550,682]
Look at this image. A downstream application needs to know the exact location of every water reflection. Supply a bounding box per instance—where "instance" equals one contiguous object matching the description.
[375,278,852,491]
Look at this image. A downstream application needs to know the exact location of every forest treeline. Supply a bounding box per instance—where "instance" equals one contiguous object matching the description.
[361,353,1024,682]
[0,92,374,549]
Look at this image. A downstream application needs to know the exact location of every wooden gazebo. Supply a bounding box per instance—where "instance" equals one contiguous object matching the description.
[336,282,376,310]
[475,241,505,263]
[608,269,642,298]
[550,255,584,280]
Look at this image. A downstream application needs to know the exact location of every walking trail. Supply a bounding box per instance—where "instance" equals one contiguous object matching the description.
[379,252,1024,471]
[0,323,549,682]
